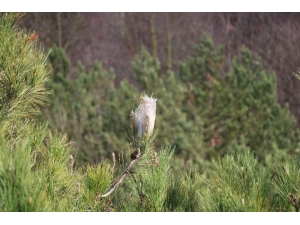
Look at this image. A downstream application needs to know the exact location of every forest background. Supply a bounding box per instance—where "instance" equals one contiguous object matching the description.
[2,10,300,213]
[19,12,300,165]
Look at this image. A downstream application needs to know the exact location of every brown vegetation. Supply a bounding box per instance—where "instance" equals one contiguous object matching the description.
[19,12,300,124]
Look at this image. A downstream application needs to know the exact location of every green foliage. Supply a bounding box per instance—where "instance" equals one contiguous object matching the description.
[73,161,114,212]
[272,157,300,211]
[0,13,51,211]
[0,13,115,212]
[131,48,207,167]
[0,124,49,212]
[0,13,49,123]
[3,12,300,212]
[33,130,77,211]
[200,149,271,211]
[48,44,70,76]
[119,147,174,212]
[113,143,300,212]
[178,34,300,162]
[43,34,300,171]
[44,47,120,163]
[164,169,203,212]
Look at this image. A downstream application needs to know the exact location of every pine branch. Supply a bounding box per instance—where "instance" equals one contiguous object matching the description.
[100,148,141,198]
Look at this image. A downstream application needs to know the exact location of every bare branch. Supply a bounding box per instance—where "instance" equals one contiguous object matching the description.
[101,148,141,198]
[111,152,116,171]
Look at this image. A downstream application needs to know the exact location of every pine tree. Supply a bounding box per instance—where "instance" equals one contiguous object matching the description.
[44,46,121,163]
[131,47,208,168]
[0,13,114,212]
[3,12,300,212]
[0,13,52,211]
[178,34,300,162]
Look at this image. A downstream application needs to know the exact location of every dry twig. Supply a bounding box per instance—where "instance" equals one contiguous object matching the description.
[101,148,141,198]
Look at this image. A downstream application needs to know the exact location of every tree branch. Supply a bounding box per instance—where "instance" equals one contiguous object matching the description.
[101,148,141,198]
[57,12,62,48]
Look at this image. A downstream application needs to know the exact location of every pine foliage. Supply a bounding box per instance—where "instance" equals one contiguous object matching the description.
[2,13,300,212]
[178,34,300,162]
[45,46,119,163]
[0,13,114,212]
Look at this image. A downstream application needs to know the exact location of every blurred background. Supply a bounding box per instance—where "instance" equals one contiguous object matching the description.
[18,12,300,168]
[20,13,300,105]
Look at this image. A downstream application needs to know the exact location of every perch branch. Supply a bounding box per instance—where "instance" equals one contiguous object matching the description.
[101,148,141,198]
